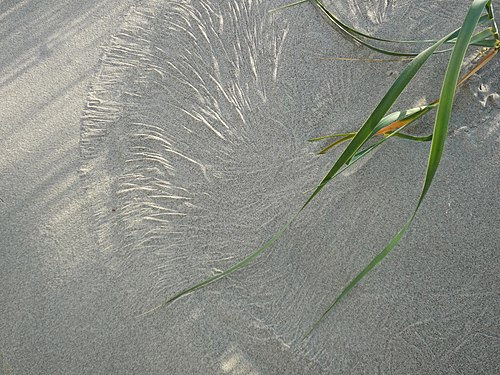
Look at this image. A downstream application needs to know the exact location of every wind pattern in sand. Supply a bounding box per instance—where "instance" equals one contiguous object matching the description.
[80,0,497,371]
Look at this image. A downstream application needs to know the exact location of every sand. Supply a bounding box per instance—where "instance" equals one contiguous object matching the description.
[1,0,499,373]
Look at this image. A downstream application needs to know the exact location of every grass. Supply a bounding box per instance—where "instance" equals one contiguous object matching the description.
[144,0,499,338]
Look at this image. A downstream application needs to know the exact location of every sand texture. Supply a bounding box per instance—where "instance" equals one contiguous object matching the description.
[1,0,499,373]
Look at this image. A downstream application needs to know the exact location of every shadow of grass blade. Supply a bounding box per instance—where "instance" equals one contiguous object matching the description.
[304,0,492,338]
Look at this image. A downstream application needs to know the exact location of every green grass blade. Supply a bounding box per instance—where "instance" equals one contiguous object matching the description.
[302,27,460,208]
[316,106,433,154]
[313,1,492,55]
[309,132,356,142]
[470,28,496,44]
[311,0,434,45]
[139,214,299,316]
[313,1,492,46]
[148,0,495,323]
[303,219,413,338]
[305,0,491,338]
[311,0,422,56]
[420,0,489,203]
[389,132,433,142]
[276,0,492,48]
[318,135,354,154]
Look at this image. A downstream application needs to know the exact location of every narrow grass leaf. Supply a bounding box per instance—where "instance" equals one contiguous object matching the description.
[309,0,438,45]
[374,104,437,135]
[388,132,433,142]
[148,0,496,327]
[139,214,299,316]
[269,0,309,13]
[146,23,460,315]
[319,135,354,154]
[309,132,356,142]
[313,0,491,55]
[311,0,423,56]
[305,0,491,338]
[302,26,461,208]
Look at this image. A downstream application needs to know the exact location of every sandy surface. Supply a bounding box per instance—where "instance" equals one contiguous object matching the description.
[1,0,499,374]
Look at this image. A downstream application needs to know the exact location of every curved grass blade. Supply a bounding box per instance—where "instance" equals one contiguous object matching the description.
[146,0,495,322]
[141,122,390,316]
[139,214,298,316]
[316,105,434,154]
[310,0,433,45]
[320,27,494,63]
[388,132,433,142]
[143,14,461,315]
[311,0,424,56]
[309,132,356,142]
[304,0,492,339]
[303,24,461,208]
[269,0,308,13]
[318,135,354,154]
[274,0,492,48]
[312,1,492,56]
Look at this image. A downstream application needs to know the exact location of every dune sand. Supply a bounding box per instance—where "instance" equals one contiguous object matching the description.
[1,0,499,373]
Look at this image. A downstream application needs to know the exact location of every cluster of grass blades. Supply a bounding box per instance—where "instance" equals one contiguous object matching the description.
[144,0,499,338]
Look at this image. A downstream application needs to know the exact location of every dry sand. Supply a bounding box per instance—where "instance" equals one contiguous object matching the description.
[1,0,499,373]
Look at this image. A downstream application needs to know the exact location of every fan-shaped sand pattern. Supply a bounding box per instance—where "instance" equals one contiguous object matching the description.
[80,0,499,371]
